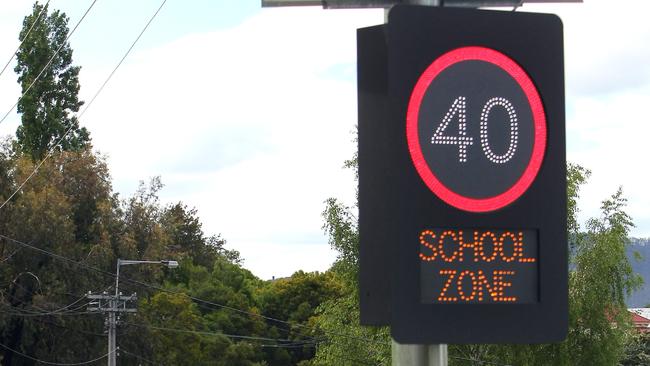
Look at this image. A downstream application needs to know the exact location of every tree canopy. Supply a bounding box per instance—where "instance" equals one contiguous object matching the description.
[14,1,90,161]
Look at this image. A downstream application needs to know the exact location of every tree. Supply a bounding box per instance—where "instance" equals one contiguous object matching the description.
[619,331,650,366]
[14,1,89,161]
[0,149,113,365]
[450,165,642,366]
[258,271,345,365]
[161,203,242,268]
[311,171,391,365]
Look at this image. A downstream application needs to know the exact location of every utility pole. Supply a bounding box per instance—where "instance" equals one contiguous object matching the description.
[87,291,137,366]
[87,259,178,366]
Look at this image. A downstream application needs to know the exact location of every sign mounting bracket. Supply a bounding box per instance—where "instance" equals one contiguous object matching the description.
[261,0,581,9]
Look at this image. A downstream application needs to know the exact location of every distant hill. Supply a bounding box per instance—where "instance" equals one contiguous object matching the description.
[627,238,650,307]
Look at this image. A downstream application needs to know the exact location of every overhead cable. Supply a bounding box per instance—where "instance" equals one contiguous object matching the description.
[0,340,112,366]
[123,321,317,343]
[117,348,158,365]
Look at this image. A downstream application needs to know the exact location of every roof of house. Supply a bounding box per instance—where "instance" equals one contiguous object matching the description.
[630,308,650,321]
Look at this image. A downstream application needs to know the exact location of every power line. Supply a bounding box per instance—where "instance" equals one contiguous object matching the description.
[0,291,89,316]
[0,305,94,317]
[0,234,385,347]
[0,234,115,278]
[0,247,22,263]
[5,282,113,316]
[258,341,321,348]
[117,348,158,365]
[0,0,51,79]
[0,0,167,212]
[123,321,312,343]
[15,315,107,338]
[80,0,167,120]
[0,340,112,366]
[0,0,100,126]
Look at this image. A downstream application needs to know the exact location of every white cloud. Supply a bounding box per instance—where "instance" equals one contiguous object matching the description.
[525,1,650,98]
[79,7,381,278]
[523,1,650,235]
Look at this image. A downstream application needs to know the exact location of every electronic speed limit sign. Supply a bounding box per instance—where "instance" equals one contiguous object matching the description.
[406,46,546,213]
[357,5,568,344]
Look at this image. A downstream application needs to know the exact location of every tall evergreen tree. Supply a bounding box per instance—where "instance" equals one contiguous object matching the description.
[14,1,90,161]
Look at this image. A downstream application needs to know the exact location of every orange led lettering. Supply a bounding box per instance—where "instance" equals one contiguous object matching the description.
[421,229,535,304]
[458,230,477,263]
[517,231,536,263]
[499,231,518,262]
[477,231,498,262]
[438,270,458,302]
[435,269,518,303]
[491,270,516,302]
[419,230,437,262]
[438,230,459,262]
[457,270,478,301]
[419,229,536,264]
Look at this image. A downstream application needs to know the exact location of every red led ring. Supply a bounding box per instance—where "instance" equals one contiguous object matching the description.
[406,46,546,213]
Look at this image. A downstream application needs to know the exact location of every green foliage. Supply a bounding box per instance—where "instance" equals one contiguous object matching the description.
[561,186,641,365]
[258,271,345,365]
[136,290,268,366]
[311,290,390,366]
[321,198,359,284]
[567,163,591,239]
[450,164,641,366]
[14,1,90,161]
[619,331,650,366]
[311,195,391,365]
[0,147,115,365]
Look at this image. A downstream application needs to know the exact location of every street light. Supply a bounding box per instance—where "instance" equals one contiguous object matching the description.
[106,258,178,366]
[115,259,179,295]
[161,260,179,268]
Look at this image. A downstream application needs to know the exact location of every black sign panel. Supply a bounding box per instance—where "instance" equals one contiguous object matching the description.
[358,5,567,344]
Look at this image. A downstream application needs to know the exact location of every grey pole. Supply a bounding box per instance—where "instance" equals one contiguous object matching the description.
[108,300,116,366]
[392,341,448,366]
[107,260,121,366]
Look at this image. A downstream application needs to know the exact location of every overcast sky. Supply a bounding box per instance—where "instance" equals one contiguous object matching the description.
[0,0,648,279]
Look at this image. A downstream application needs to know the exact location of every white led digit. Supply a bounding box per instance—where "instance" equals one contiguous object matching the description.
[480,97,518,164]
[431,96,474,162]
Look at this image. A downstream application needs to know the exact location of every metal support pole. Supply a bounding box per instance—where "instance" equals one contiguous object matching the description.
[108,260,121,366]
[392,341,448,366]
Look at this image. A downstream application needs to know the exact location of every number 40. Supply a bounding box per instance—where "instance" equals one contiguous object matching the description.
[431,96,519,164]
